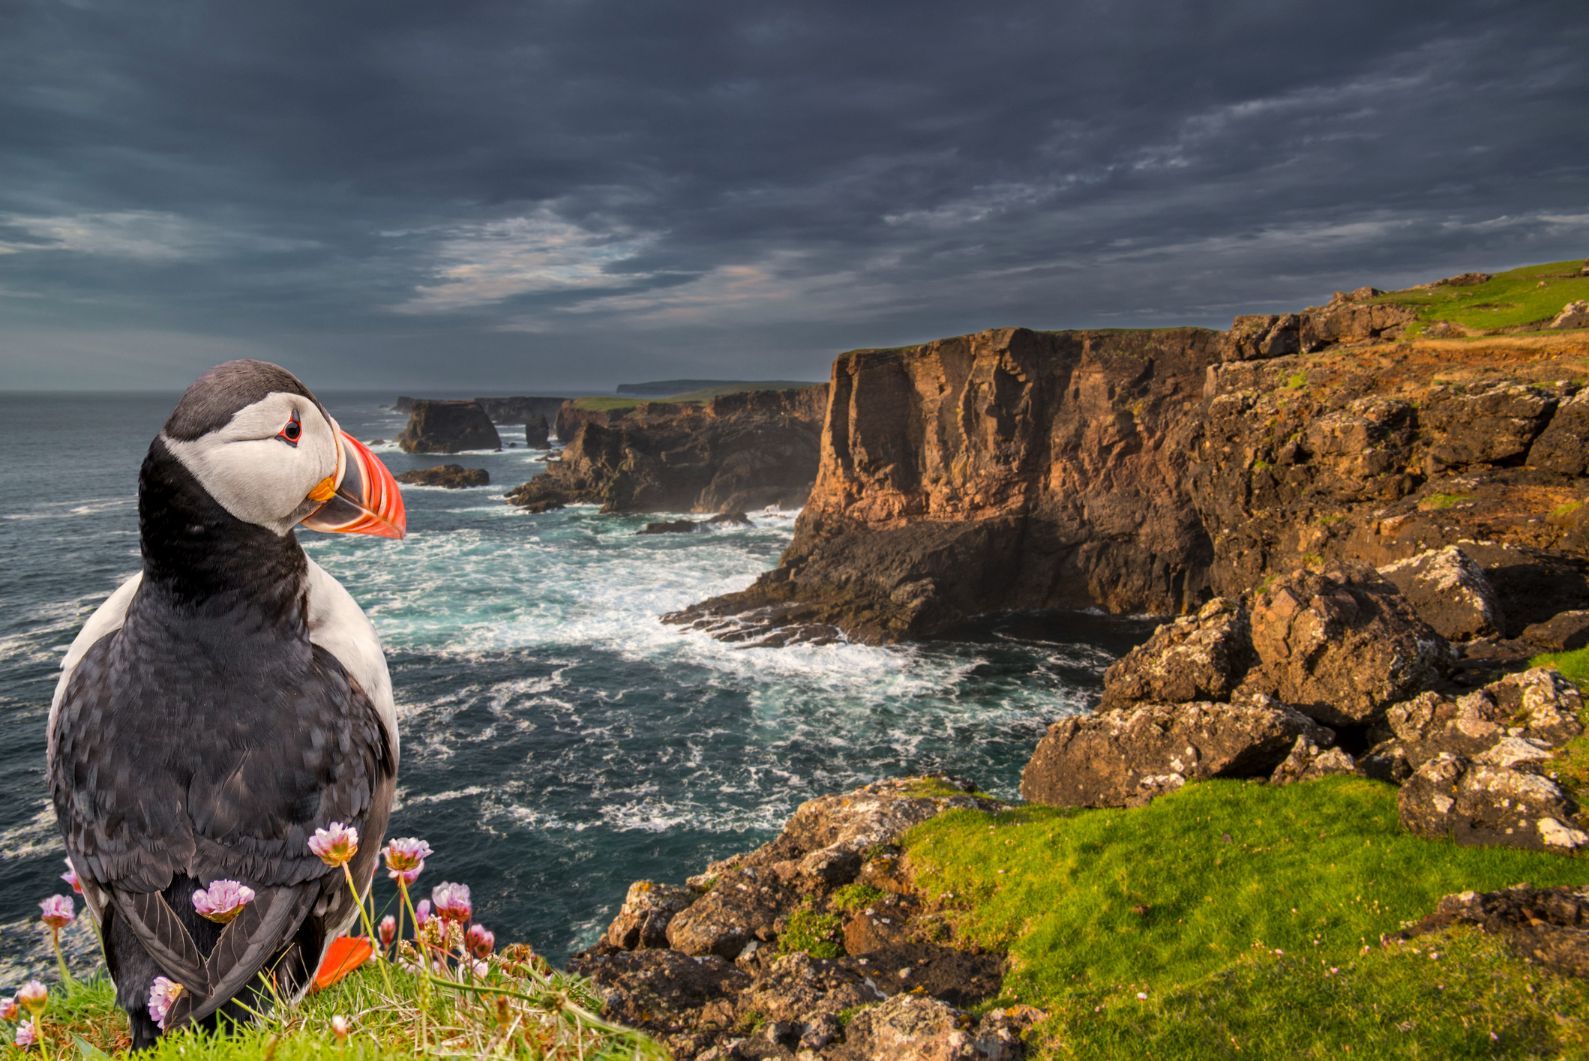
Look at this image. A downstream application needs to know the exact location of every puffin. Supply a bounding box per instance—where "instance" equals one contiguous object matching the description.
[46,360,407,1046]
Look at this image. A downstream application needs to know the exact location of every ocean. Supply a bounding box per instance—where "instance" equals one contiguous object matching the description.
[0,391,1150,982]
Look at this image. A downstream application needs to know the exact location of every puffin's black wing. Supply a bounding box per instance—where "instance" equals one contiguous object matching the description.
[50,628,395,1028]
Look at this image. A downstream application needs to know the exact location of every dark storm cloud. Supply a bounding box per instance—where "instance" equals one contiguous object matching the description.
[1,0,1586,390]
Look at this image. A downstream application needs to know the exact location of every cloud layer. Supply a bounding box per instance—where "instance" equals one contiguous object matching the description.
[2,0,1586,391]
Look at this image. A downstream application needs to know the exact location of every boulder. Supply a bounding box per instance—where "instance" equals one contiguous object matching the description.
[1268,735,1357,785]
[836,994,1025,1061]
[706,511,753,527]
[1397,754,1586,852]
[1549,300,1589,329]
[665,865,794,960]
[1219,314,1300,362]
[1245,568,1447,728]
[639,519,701,535]
[1400,885,1589,979]
[397,399,502,453]
[1385,667,1583,770]
[1020,695,1332,808]
[741,953,881,1050]
[1099,598,1252,711]
[395,463,489,489]
[525,414,550,448]
[1456,542,1589,636]
[1521,609,1589,651]
[605,881,696,950]
[1299,300,1414,351]
[1419,382,1557,471]
[1378,546,1503,641]
[1432,272,1491,287]
[1528,389,1589,475]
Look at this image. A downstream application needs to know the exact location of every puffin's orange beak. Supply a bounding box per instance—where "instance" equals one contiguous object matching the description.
[301,431,407,539]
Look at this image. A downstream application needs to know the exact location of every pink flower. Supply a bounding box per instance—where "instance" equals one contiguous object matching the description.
[382,838,432,885]
[466,923,495,959]
[17,981,46,1016]
[192,880,255,924]
[308,822,359,867]
[430,882,471,923]
[39,895,75,931]
[472,959,489,978]
[147,977,183,1029]
[61,858,82,895]
[379,915,396,949]
[331,1015,350,1040]
[0,996,17,1021]
[415,899,432,926]
[13,1020,35,1049]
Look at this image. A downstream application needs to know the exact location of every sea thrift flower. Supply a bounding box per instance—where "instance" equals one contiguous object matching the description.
[147,977,183,1029]
[331,1015,350,1040]
[192,880,255,924]
[472,959,489,978]
[466,923,495,959]
[382,837,432,884]
[39,894,75,930]
[379,915,396,949]
[17,981,47,1016]
[61,858,82,894]
[13,1020,35,1049]
[430,882,471,923]
[308,822,359,867]
[415,899,432,926]
[0,996,18,1021]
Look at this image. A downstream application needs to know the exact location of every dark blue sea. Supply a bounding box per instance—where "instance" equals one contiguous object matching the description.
[0,391,1149,983]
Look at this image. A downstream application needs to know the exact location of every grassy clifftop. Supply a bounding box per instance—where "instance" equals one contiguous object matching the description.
[1375,259,1589,335]
[903,776,1589,1057]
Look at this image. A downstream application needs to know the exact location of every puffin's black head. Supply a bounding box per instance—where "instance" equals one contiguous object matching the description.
[150,359,406,540]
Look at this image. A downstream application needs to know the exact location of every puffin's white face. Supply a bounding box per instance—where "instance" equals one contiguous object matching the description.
[162,391,342,536]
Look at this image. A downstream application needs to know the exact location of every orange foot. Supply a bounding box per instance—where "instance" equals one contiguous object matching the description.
[313,936,374,991]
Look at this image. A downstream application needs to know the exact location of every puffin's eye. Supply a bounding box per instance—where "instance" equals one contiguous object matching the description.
[277,415,302,447]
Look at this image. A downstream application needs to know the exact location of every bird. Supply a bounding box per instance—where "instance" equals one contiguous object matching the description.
[46,359,407,1047]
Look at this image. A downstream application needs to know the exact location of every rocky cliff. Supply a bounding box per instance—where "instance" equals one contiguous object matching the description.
[675,281,1589,644]
[507,386,828,515]
[397,399,502,453]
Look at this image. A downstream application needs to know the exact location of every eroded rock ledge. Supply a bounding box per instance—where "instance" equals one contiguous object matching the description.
[571,778,1029,1060]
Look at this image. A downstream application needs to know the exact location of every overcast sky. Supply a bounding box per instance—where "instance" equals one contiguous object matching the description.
[1,0,1586,392]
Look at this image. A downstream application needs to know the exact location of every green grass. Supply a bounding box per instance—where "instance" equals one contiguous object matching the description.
[1282,371,1308,390]
[1375,259,1589,333]
[776,907,845,959]
[903,777,1589,1057]
[1418,491,1470,511]
[9,950,662,1058]
[571,380,818,412]
[830,883,886,913]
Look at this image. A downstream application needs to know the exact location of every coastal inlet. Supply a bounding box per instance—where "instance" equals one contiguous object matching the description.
[0,392,1151,979]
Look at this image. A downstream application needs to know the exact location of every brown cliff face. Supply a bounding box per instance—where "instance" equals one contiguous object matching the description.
[671,327,1223,641]
[507,386,828,514]
[675,322,1589,644]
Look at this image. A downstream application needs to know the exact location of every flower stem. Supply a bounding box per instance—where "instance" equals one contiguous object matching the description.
[339,863,391,993]
[50,928,71,992]
[395,879,430,1049]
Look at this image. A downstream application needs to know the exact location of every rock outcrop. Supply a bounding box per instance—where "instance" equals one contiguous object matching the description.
[524,414,550,448]
[1378,546,1503,641]
[571,778,1012,1059]
[397,399,502,453]
[474,395,568,429]
[678,298,1589,644]
[507,387,827,515]
[1020,694,1331,808]
[395,464,490,488]
[1401,885,1589,979]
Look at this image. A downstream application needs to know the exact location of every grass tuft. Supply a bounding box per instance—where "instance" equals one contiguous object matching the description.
[10,949,662,1058]
[903,777,1589,1056]
[777,907,845,959]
